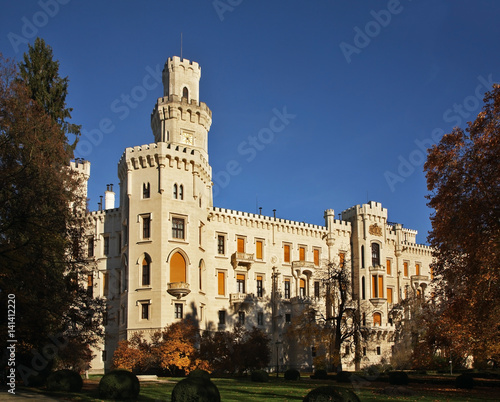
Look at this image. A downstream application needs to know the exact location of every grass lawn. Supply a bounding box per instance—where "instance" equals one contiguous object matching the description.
[16,374,500,401]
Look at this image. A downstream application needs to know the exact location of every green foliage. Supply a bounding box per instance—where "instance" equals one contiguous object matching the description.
[284,368,300,381]
[336,371,352,383]
[388,371,409,385]
[98,370,140,400]
[251,370,269,382]
[46,369,83,392]
[303,385,360,402]
[171,369,220,402]
[455,373,474,389]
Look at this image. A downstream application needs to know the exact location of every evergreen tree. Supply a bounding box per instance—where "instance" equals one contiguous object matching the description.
[18,37,80,157]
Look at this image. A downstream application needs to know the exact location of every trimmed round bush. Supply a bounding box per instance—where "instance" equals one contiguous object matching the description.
[46,369,83,392]
[251,370,269,382]
[455,373,474,389]
[171,369,220,402]
[389,371,409,385]
[284,368,300,381]
[303,385,360,402]
[312,369,328,379]
[336,371,352,383]
[99,370,140,400]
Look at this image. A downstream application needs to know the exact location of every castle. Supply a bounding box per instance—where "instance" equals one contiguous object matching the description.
[76,56,433,373]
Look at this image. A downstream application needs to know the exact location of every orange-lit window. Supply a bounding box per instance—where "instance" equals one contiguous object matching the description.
[284,244,290,263]
[373,312,382,326]
[299,278,306,297]
[386,259,391,275]
[256,275,263,297]
[103,272,109,297]
[339,252,345,268]
[87,274,93,288]
[218,272,225,296]
[237,237,245,253]
[170,252,186,282]
[256,240,263,260]
[237,274,245,293]
[299,247,305,261]
[387,287,393,304]
[378,276,383,298]
[416,263,420,276]
[430,267,434,279]
[314,249,320,266]
[404,261,409,277]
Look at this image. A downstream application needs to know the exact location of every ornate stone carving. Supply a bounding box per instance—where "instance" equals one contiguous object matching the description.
[369,224,383,236]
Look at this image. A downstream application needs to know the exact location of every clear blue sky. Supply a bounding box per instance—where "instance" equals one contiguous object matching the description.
[2,0,499,244]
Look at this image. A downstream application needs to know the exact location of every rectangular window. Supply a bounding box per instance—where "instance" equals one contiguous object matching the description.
[172,217,185,239]
[314,281,320,298]
[87,274,93,297]
[256,275,263,297]
[143,182,150,199]
[217,235,225,255]
[218,272,225,296]
[377,346,381,355]
[238,311,245,325]
[284,279,291,299]
[257,312,264,326]
[142,262,150,286]
[87,236,94,257]
[142,215,151,239]
[372,275,377,298]
[237,237,245,253]
[285,313,291,323]
[299,247,305,261]
[378,276,383,298]
[103,236,110,256]
[219,310,226,325]
[299,278,306,297]
[284,244,290,263]
[404,261,409,277]
[103,272,109,297]
[363,347,367,356]
[416,263,420,276]
[256,240,263,260]
[102,350,107,362]
[345,346,350,355]
[314,249,320,266]
[175,303,183,319]
[339,252,345,268]
[387,287,393,304]
[237,274,246,293]
[141,303,149,320]
[386,259,391,275]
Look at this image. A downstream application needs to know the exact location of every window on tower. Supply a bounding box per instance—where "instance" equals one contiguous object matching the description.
[182,87,189,100]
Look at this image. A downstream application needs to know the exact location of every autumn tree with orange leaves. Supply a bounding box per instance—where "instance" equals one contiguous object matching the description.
[423,84,500,367]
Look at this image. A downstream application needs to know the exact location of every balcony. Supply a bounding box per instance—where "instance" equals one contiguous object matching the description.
[291,261,315,270]
[167,282,191,299]
[230,293,254,304]
[369,297,387,308]
[290,296,313,304]
[231,252,255,270]
[411,275,429,282]
[369,265,385,273]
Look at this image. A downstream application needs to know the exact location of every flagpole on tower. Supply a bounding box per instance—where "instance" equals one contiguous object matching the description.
[180,32,183,60]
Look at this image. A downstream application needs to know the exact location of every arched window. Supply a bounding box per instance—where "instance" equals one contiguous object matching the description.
[182,87,189,100]
[361,276,366,299]
[199,259,204,291]
[179,184,184,200]
[173,184,178,199]
[371,243,380,267]
[142,255,151,286]
[170,252,186,283]
[361,245,365,268]
[373,312,382,326]
[143,182,150,199]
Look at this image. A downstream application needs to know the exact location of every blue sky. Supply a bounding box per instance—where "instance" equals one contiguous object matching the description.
[1,0,499,244]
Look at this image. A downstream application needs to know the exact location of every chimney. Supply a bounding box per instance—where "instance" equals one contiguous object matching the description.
[104,184,115,210]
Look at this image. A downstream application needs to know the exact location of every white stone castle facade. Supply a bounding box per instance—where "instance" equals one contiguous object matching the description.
[75,56,433,373]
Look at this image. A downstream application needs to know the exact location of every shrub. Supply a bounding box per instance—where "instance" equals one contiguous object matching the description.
[455,373,474,389]
[99,370,140,400]
[336,371,352,383]
[251,370,269,382]
[303,385,360,402]
[311,369,328,379]
[388,371,409,385]
[171,369,220,402]
[284,368,300,381]
[46,369,83,392]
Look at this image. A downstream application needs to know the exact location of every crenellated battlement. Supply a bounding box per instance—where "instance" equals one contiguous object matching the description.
[341,201,388,221]
[166,56,201,73]
[70,159,90,177]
